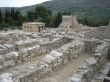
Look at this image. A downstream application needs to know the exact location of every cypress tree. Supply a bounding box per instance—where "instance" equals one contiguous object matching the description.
[27,11,35,22]
[84,17,88,25]
[0,9,3,23]
[4,9,10,23]
[10,8,15,20]
[53,12,62,28]
[15,10,20,21]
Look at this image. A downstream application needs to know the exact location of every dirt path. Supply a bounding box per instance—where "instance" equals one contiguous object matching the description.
[41,53,93,82]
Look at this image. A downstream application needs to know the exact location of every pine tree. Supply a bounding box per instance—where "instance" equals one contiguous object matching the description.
[10,8,15,20]
[4,9,10,23]
[0,9,3,23]
[84,17,88,25]
[35,6,52,26]
[53,12,62,28]
[27,11,35,22]
[15,10,20,21]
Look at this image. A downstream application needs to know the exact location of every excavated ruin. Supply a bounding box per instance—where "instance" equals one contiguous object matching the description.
[0,23,110,82]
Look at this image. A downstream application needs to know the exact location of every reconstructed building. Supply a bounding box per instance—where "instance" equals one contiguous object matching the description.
[59,15,79,28]
[22,22,45,32]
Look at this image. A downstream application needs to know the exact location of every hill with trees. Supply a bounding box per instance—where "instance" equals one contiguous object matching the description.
[0,0,110,13]
[0,6,64,30]
[0,0,110,30]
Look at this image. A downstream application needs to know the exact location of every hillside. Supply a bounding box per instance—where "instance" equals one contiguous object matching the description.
[18,0,110,13]
[0,0,110,21]
[42,0,110,11]
[0,0,110,13]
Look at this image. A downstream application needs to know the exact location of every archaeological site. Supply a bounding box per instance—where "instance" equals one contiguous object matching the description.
[0,15,110,82]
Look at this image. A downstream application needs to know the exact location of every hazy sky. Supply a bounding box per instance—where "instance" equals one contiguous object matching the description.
[0,0,50,7]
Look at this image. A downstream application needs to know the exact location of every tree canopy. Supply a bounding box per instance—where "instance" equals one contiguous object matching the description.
[0,5,110,30]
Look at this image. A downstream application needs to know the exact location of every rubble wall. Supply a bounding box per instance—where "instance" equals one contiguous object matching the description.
[0,37,72,72]
[85,26,110,40]
[1,40,84,82]
[66,41,109,82]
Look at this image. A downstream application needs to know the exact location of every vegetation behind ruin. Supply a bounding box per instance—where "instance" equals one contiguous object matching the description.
[0,0,110,30]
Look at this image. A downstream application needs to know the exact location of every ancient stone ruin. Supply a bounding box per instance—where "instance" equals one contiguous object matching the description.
[0,16,110,82]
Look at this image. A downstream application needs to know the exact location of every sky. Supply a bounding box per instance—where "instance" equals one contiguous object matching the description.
[0,0,50,7]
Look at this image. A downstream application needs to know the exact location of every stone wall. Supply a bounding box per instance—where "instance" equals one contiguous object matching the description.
[84,39,102,54]
[66,40,109,82]
[59,15,79,28]
[0,40,84,82]
[85,26,110,40]
[0,25,110,82]
[0,37,72,72]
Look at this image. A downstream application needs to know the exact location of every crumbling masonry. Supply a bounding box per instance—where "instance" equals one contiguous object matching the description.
[0,20,110,82]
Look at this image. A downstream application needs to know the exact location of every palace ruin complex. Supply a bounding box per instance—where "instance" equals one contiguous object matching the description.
[0,15,110,82]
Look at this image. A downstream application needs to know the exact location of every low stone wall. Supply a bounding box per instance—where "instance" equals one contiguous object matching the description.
[84,39,101,54]
[85,26,110,40]
[1,39,109,82]
[0,37,72,72]
[66,41,109,82]
[0,44,16,55]
[19,40,83,82]
[91,63,110,82]
[15,39,38,50]
[0,40,84,82]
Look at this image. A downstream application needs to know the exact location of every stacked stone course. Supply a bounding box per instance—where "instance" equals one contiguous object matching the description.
[66,40,109,82]
[0,26,110,82]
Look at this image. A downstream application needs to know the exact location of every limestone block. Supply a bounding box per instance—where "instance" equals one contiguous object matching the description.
[4,44,16,52]
[79,63,89,70]
[95,42,109,56]
[5,52,19,60]
[0,44,8,50]
[51,51,63,67]
[0,73,13,82]
[0,49,7,55]
[37,64,48,75]
[84,39,99,53]
[86,57,98,73]
[78,69,93,82]
[66,74,85,82]
[94,53,103,58]
[67,77,82,82]
[57,59,63,66]
[0,65,3,70]
[86,57,97,67]
[3,60,15,68]
[0,55,4,63]
[63,57,68,64]
[15,39,37,50]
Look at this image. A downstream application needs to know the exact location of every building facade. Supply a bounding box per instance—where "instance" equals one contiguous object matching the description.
[22,22,45,32]
[59,15,79,29]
